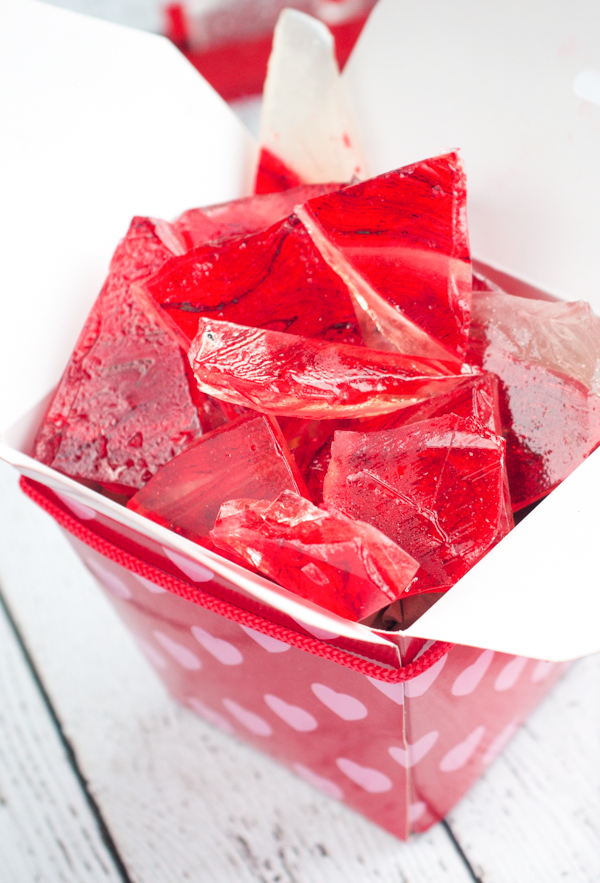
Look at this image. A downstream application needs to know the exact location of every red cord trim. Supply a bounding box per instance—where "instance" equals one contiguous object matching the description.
[20,476,454,683]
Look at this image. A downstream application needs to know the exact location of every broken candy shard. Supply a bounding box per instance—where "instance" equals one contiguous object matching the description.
[33,217,222,496]
[174,182,343,249]
[323,415,513,595]
[138,214,362,350]
[188,318,467,419]
[356,373,502,435]
[127,412,307,547]
[303,373,501,504]
[210,490,419,621]
[255,9,367,193]
[468,290,600,510]
[297,152,471,365]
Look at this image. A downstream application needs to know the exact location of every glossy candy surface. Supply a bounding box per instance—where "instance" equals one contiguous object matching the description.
[210,490,419,620]
[468,291,600,509]
[323,415,513,595]
[303,374,500,504]
[297,153,471,366]
[139,215,362,349]
[33,217,219,496]
[127,412,306,548]
[174,182,341,249]
[188,318,466,418]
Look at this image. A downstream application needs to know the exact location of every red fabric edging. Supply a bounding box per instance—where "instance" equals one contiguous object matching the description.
[20,476,453,683]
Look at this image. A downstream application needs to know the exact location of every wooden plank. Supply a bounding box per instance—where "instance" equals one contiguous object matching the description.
[0,461,474,881]
[0,587,126,882]
[448,653,600,881]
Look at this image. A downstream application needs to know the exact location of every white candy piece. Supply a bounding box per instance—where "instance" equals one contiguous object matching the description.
[258,9,367,185]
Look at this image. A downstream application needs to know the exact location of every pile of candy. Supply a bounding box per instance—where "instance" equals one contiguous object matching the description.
[33,148,600,628]
[32,12,600,629]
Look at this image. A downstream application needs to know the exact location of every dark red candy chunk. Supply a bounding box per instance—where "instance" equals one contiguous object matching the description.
[277,417,339,474]
[188,318,466,419]
[210,490,419,621]
[297,152,471,366]
[323,415,513,595]
[33,217,222,496]
[468,290,600,510]
[127,412,307,549]
[254,147,303,194]
[174,182,343,249]
[138,214,362,349]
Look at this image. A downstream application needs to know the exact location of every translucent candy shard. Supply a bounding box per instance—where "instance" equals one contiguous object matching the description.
[323,415,513,595]
[138,214,363,349]
[174,182,342,248]
[188,318,467,419]
[468,290,600,509]
[127,412,307,548]
[355,373,501,435]
[303,374,501,504]
[33,217,220,495]
[255,9,367,192]
[210,490,419,620]
[297,153,471,366]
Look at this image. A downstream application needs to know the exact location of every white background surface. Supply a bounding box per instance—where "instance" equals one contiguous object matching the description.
[1,1,600,879]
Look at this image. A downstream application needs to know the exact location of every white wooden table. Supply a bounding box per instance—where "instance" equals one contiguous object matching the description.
[2,457,600,882]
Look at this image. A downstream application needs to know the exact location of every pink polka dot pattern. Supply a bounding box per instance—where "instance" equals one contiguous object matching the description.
[366,677,404,705]
[52,497,571,842]
[264,694,318,732]
[335,758,393,794]
[404,654,448,698]
[191,625,243,665]
[136,639,168,670]
[439,725,486,772]
[293,764,344,800]
[85,558,132,600]
[452,649,494,696]
[311,683,368,720]
[239,624,291,653]
[186,697,236,735]
[223,698,272,736]
[495,655,528,691]
[408,801,427,823]
[388,731,439,768]
[162,546,215,582]
[153,630,202,670]
[531,660,555,683]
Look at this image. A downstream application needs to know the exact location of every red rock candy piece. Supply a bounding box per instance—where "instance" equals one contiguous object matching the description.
[33,217,223,496]
[303,374,500,504]
[323,415,513,595]
[356,373,501,435]
[468,290,600,509]
[174,182,343,249]
[210,490,419,621]
[297,153,471,366]
[254,147,304,194]
[127,412,307,548]
[188,318,467,419]
[138,214,362,349]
